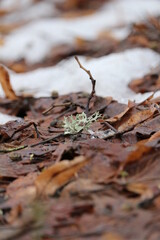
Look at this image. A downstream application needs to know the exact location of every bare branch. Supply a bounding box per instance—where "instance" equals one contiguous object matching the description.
[42,102,71,115]
[75,56,96,115]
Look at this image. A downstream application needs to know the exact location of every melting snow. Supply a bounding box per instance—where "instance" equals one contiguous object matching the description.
[2,48,158,103]
[0,113,20,125]
[0,0,160,63]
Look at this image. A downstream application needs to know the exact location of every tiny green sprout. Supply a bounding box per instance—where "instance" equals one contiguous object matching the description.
[119,170,129,178]
[63,111,101,135]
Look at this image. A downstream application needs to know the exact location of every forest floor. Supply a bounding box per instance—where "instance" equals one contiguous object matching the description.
[0,1,160,239]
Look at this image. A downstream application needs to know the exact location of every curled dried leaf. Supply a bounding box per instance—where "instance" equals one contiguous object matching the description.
[35,156,89,196]
[117,105,156,133]
[0,65,18,100]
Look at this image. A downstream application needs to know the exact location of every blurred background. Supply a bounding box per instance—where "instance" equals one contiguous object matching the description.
[0,0,160,103]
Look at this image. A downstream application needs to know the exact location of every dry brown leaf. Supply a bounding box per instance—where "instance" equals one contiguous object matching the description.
[0,173,38,209]
[129,73,160,94]
[138,92,155,105]
[101,232,124,240]
[106,106,131,123]
[9,63,27,73]
[125,143,152,165]
[126,183,154,205]
[147,130,160,142]
[0,65,18,100]
[119,142,152,172]
[62,9,95,18]
[35,155,89,196]
[1,153,89,209]
[129,35,149,47]
[106,100,135,124]
[58,0,105,11]
[126,183,150,195]
[62,178,104,197]
[117,105,156,133]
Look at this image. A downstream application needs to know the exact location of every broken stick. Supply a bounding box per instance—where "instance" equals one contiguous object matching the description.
[75,56,96,115]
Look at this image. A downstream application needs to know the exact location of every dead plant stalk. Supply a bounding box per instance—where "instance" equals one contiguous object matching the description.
[75,56,96,115]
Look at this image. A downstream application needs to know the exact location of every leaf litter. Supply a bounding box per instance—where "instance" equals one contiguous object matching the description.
[1,2,160,240]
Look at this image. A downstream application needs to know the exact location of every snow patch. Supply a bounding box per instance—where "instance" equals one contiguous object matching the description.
[0,0,33,10]
[0,1,57,24]
[1,48,158,104]
[0,0,160,63]
[0,113,20,125]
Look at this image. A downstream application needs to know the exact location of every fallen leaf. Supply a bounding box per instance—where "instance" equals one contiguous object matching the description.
[119,141,152,171]
[117,105,156,133]
[104,102,129,122]
[0,65,18,100]
[101,232,124,240]
[35,156,89,196]
[147,130,160,142]
[126,182,151,195]
[129,69,160,93]
[106,106,131,123]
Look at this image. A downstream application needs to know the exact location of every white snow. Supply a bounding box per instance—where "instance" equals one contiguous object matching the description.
[0,113,20,125]
[0,0,34,10]
[0,0,62,10]
[0,0,160,63]
[0,48,157,104]
[0,1,57,24]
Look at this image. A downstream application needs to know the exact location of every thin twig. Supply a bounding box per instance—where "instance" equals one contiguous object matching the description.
[0,145,27,153]
[42,102,71,115]
[103,121,118,133]
[32,122,40,138]
[10,121,40,139]
[50,105,76,127]
[30,133,64,148]
[75,56,96,115]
